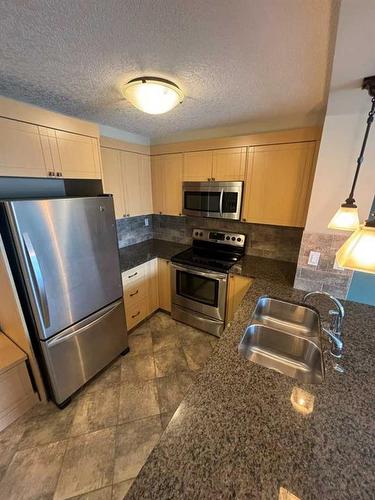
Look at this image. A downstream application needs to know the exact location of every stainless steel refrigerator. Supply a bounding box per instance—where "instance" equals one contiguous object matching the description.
[0,196,128,407]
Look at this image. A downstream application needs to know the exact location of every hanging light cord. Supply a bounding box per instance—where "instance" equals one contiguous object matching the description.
[344,96,375,207]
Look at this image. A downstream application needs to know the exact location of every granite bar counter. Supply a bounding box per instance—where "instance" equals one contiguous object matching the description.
[127,272,375,498]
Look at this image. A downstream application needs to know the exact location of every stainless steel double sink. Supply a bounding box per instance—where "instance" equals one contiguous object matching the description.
[239,296,325,383]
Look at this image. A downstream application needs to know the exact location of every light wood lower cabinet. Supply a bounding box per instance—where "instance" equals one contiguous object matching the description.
[151,154,183,215]
[0,116,101,180]
[101,147,153,219]
[242,142,316,227]
[122,259,160,330]
[226,274,253,324]
[157,258,171,312]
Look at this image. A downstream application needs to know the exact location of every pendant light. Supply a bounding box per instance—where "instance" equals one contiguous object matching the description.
[335,76,375,274]
[122,76,184,114]
[328,76,375,231]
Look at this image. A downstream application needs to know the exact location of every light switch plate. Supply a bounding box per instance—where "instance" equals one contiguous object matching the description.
[308,251,320,266]
[144,217,149,227]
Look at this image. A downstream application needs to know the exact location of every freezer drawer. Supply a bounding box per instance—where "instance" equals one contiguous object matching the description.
[41,299,127,404]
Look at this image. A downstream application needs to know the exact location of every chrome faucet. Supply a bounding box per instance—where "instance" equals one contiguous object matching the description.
[302,291,345,358]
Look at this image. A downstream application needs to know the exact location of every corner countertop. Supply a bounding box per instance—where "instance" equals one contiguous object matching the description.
[126,247,375,498]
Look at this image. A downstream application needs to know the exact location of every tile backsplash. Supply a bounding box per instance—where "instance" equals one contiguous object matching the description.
[293,231,353,299]
[116,215,153,247]
[117,214,303,263]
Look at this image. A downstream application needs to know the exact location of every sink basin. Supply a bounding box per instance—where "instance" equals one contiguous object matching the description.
[239,296,324,384]
[252,296,320,338]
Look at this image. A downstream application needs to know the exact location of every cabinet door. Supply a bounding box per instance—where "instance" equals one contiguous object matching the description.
[146,258,159,314]
[151,156,166,214]
[101,147,125,219]
[158,259,171,312]
[212,147,247,181]
[139,155,153,215]
[121,152,153,217]
[183,151,213,181]
[55,130,101,179]
[0,117,49,177]
[242,142,316,227]
[152,154,183,216]
[226,274,253,324]
[164,154,183,215]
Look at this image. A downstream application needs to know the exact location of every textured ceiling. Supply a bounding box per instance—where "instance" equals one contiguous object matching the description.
[0,0,339,141]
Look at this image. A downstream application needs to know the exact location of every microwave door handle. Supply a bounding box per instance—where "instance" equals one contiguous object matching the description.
[219,189,224,217]
[22,232,50,328]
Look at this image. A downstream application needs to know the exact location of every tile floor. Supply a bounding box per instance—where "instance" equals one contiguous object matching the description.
[0,312,217,500]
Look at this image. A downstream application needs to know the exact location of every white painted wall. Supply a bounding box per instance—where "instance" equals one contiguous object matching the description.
[99,124,150,146]
[305,0,375,234]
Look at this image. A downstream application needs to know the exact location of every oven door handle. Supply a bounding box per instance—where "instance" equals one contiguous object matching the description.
[219,188,224,217]
[171,263,227,281]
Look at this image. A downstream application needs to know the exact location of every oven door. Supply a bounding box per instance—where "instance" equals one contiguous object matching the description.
[171,263,227,321]
[182,182,243,220]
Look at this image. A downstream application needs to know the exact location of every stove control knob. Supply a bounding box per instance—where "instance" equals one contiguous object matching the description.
[231,236,236,241]
[237,237,242,242]
[195,231,199,237]
[226,236,230,240]
[200,232,203,237]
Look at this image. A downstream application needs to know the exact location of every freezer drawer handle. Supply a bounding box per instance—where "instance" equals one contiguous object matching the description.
[132,311,140,318]
[22,232,50,328]
[129,290,139,297]
[128,272,138,278]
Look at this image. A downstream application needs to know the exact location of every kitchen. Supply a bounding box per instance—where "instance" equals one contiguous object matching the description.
[0,1,374,499]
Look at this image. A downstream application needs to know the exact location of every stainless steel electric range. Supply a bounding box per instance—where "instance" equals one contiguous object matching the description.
[171,228,246,337]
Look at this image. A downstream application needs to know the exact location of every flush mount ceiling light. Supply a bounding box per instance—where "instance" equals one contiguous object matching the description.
[122,76,184,115]
[328,76,375,231]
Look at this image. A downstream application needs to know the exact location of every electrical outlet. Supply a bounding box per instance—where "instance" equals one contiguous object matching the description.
[144,217,149,227]
[308,251,320,266]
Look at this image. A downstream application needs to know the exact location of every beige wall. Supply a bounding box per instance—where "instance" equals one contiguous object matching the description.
[305,0,375,233]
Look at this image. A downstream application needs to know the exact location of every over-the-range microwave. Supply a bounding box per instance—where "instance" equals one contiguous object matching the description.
[182,181,243,220]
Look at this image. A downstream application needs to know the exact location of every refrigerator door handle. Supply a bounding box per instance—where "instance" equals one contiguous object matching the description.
[22,232,50,328]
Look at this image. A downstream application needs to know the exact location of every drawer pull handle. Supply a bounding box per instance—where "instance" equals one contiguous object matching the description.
[128,272,138,278]
[130,290,139,297]
[131,311,140,319]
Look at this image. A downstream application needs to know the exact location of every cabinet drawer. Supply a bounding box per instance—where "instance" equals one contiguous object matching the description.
[124,280,147,305]
[122,263,146,289]
[125,300,148,330]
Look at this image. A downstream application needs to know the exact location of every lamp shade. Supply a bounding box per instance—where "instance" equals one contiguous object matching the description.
[122,77,184,114]
[336,224,375,274]
[328,205,360,231]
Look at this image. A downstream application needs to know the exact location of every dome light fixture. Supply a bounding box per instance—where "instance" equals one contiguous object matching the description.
[122,76,184,115]
[328,76,375,231]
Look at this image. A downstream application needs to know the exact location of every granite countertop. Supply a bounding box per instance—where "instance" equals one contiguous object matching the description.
[118,238,296,286]
[118,239,189,273]
[126,253,375,498]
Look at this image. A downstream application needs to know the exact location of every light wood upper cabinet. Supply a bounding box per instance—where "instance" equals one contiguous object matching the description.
[183,148,247,182]
[242,142,316,227]
[0,117,49,177]
[101,147,125,219]
[121,152,153,217]
[183,151,213,181]
[158,258,171,312]
[212,147,247,181]
[54,130,101,179]
[151,154,183,215]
